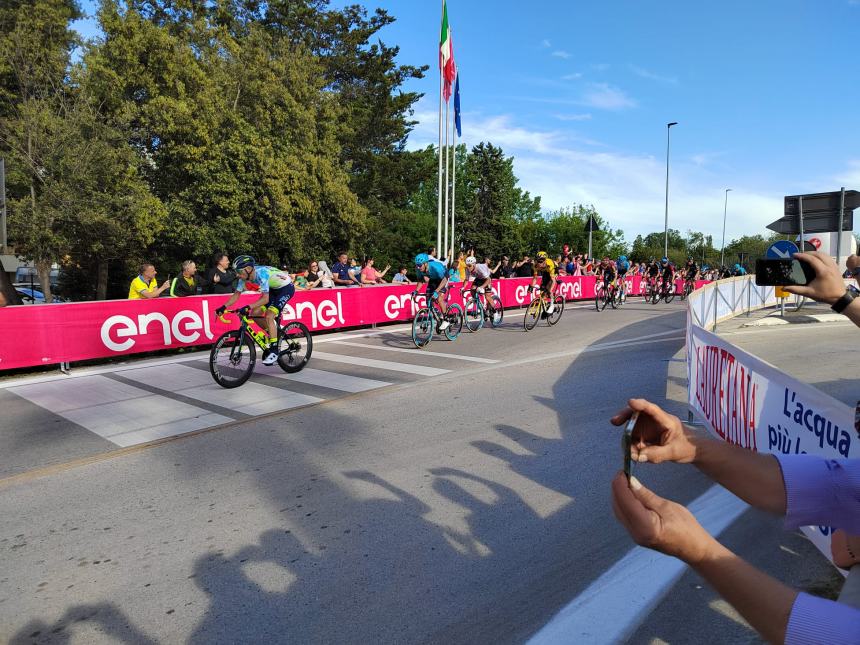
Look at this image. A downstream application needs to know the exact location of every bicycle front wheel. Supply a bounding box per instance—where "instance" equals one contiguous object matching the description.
[412,308,433,348]
[464,295,484,332]
[444,304,464,340]
[210,330,256,388]
[547,295,564,325]
[489,295,504,328]
[277,321,313,373]
[524,298,541,330]
[665,288,675,304]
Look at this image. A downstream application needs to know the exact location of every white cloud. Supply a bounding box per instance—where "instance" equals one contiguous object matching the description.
[551,50,571,59]
[554,113,592,122]
[630,65,678,84]
[581,83,637,110]
[405,98,784,242]
[561,73,583,81]
[541,39,552,48]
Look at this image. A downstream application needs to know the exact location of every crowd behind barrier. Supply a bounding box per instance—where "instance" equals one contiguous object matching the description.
[0,275,705,371]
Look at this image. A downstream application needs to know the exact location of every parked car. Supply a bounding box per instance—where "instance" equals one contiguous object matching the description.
[14,287,46,304]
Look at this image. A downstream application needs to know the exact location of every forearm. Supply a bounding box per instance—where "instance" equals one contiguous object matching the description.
[691,541,796,644]
[691,432,786,514]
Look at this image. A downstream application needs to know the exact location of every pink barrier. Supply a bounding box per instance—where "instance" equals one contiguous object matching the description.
[0,275,705,370]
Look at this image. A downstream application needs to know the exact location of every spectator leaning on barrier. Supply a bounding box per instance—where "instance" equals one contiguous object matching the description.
[170,260,202,297]
[204,253,237,295]
[392,267,412,284]
[128,262,170,299]
[493,256,513,279]
[361,257,390,285]
[302,261,323,289]
[332,252,362,287]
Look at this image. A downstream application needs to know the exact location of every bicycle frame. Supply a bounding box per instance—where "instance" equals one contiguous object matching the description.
[218,310,270,350]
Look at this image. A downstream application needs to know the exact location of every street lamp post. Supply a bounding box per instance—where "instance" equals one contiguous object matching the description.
[720,188,732,267]
[663,122,678,259]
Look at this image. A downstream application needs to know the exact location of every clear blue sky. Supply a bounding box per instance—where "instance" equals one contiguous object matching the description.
[73,0,860,245]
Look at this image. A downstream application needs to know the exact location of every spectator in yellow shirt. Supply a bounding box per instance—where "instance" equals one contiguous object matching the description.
[128,262,170,299]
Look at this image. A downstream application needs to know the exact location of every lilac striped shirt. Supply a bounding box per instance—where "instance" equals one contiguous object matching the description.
[777,455,860,645]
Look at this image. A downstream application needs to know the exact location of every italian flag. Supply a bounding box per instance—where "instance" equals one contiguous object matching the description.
[440,1,456,101]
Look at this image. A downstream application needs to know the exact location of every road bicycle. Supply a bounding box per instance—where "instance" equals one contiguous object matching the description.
[411,290,464,348]
[643,276,660,304]
[595,279,618,311]
[523,286,564,331]
[462,286,504,332]
[651,279,676,305]
[614,279,628,307]
[209,306,312,388]
[679,277,696,301]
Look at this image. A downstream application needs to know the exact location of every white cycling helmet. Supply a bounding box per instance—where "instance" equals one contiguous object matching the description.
[465,256,477,266]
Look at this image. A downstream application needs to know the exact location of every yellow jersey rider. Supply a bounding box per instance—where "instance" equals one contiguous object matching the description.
[530,251,557,315]
[215,255,295,365]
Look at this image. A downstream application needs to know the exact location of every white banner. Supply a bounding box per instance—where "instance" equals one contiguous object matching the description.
[687,323,857,563]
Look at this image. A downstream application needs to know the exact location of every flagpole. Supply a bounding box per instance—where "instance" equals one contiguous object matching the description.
[451,123,457,259]
[436,0,444,256]
[444,99,450,262]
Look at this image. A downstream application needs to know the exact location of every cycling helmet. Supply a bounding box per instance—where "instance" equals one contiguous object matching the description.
[233,254,256,270]
[619,255,628,262]
[465,256,477,266]
[661,256,668,264]
[536,251,548,261]
[414,253,429,266]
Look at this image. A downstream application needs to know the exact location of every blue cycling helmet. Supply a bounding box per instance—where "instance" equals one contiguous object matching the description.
[619,255,627,262]
[414,253,429,266]
[233,254,256,270]
[661,256,668,264]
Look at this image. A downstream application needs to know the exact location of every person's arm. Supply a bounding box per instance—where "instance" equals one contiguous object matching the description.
[217,289,243,313]
[140,279,170,299]
[612,474,798,644]
[376,265,390,279]
[784,251,860,329]
[611,398,787,514]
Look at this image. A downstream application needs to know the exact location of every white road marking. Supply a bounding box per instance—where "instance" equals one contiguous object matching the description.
[329,340,498,364]
[527,484,748,645]
[9,375,231,447]
[120,364,323,416]
[268,367,391,393]
[311,351,449,376]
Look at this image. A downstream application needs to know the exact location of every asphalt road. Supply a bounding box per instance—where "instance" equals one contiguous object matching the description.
[0,299,847,644]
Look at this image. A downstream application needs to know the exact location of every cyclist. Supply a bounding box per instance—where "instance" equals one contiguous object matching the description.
[462,256,497,320]
[645,258,660,295]
[659,256,676,297]
[598,257,618,300]
[683,257,699,288]
[615,254,631,300]
[214,255,295,366]
[530,251,557,315]
[414,252,451,331]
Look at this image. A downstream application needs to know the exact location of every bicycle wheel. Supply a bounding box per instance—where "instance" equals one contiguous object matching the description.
[489,295,504,328]
[608,287,618,309]
[665,287,675,304]
[463,295,484,332]
[651,287,661,305]
[412,308,433,348]
[595,286,604,311]
[277,321,313,373]
[444,304,464,340]
[210,330,256,388]
[547,295,564,325]
[524,298,541,330]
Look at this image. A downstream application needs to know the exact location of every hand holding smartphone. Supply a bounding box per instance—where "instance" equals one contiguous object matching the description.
[622,412,639,481]
[754,258,816,287]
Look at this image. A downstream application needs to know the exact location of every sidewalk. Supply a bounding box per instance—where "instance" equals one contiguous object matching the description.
[716,300,851,331]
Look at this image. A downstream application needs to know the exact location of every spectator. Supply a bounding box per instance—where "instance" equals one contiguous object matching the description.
[428,246,439,262]
[610,397,860,645]
[456,251,467,281]
[392,267,412,284]
[204,252,237,295]
[514,254,533,278]
[493,256,514,279]
[128,262,170,299]
[0,290,6,307]
[361,257,390,284]
[331,252,362,287]
[316,261,335,288]
[302,261,323,289]
[845,254,860,285]
[294,270,310,290]
[170,260,203,297]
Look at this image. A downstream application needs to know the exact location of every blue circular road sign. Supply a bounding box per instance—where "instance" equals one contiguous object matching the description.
[766,240,799,259]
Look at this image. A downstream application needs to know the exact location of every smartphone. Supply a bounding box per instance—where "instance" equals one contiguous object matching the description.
[754,258,816,287]
[622,412,638,481]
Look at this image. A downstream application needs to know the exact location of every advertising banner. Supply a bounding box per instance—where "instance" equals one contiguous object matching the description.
[687,322,857,561]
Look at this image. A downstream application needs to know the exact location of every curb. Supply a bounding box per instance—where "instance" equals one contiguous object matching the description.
[741,312,847,327]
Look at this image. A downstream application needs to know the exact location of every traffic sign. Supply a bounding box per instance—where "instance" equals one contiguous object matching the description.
[584,215,600,233]
[784,191,860,215]
[766,240,798,259]
[767,211,854,235]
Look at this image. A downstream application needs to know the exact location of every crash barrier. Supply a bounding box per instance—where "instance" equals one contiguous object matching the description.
[686,277,858,573]
[0,275,705,371]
